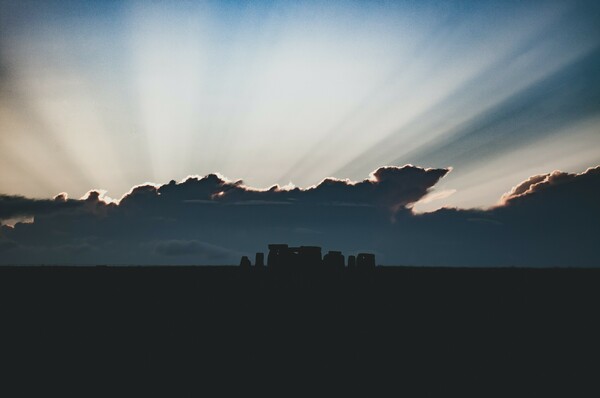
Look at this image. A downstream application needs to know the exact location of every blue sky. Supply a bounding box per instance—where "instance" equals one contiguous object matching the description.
[1,0,599,211]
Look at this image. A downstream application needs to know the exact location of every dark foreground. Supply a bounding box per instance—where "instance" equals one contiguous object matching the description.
[1,266,599,395]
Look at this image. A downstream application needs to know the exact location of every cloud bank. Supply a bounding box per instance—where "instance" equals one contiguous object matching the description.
[0,192,83,220]
[1,165,598,267]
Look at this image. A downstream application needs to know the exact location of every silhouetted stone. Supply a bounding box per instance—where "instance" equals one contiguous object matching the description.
[348,255,356,270]
[267,244,289,270]
[239,256,251,269]
[357,253,376,270]
[268,244,324,273]
[296,246,322,264]
[264,243,374,277]
[324,250,345,271]
[255,252,264,268]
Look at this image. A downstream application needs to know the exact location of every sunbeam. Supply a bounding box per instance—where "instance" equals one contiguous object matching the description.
[0,0,599,209]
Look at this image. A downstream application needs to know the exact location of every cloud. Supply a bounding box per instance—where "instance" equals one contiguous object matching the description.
[410,165,600,266]
[144,165,450,210]
[499,174,550,203]
[0,164,598,267]
[0,192,84,220]
[499,166,600,205]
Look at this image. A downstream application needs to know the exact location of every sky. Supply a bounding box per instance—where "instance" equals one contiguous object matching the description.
[0,0,599,265]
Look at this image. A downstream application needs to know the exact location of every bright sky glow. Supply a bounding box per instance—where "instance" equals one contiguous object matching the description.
[1,0,599,210]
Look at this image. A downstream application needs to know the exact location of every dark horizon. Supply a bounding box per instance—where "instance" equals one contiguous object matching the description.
[2,263,598,395]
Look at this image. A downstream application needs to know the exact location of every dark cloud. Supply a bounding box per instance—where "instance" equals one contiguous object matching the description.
[0,165,598,266]
[499,166,600,206]
[0,193,84,220]
[408,166,600,267]
[146,165,450,210]
[500,174,550,203]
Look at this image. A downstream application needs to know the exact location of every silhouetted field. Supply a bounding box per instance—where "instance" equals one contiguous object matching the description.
[1,266,598,395]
